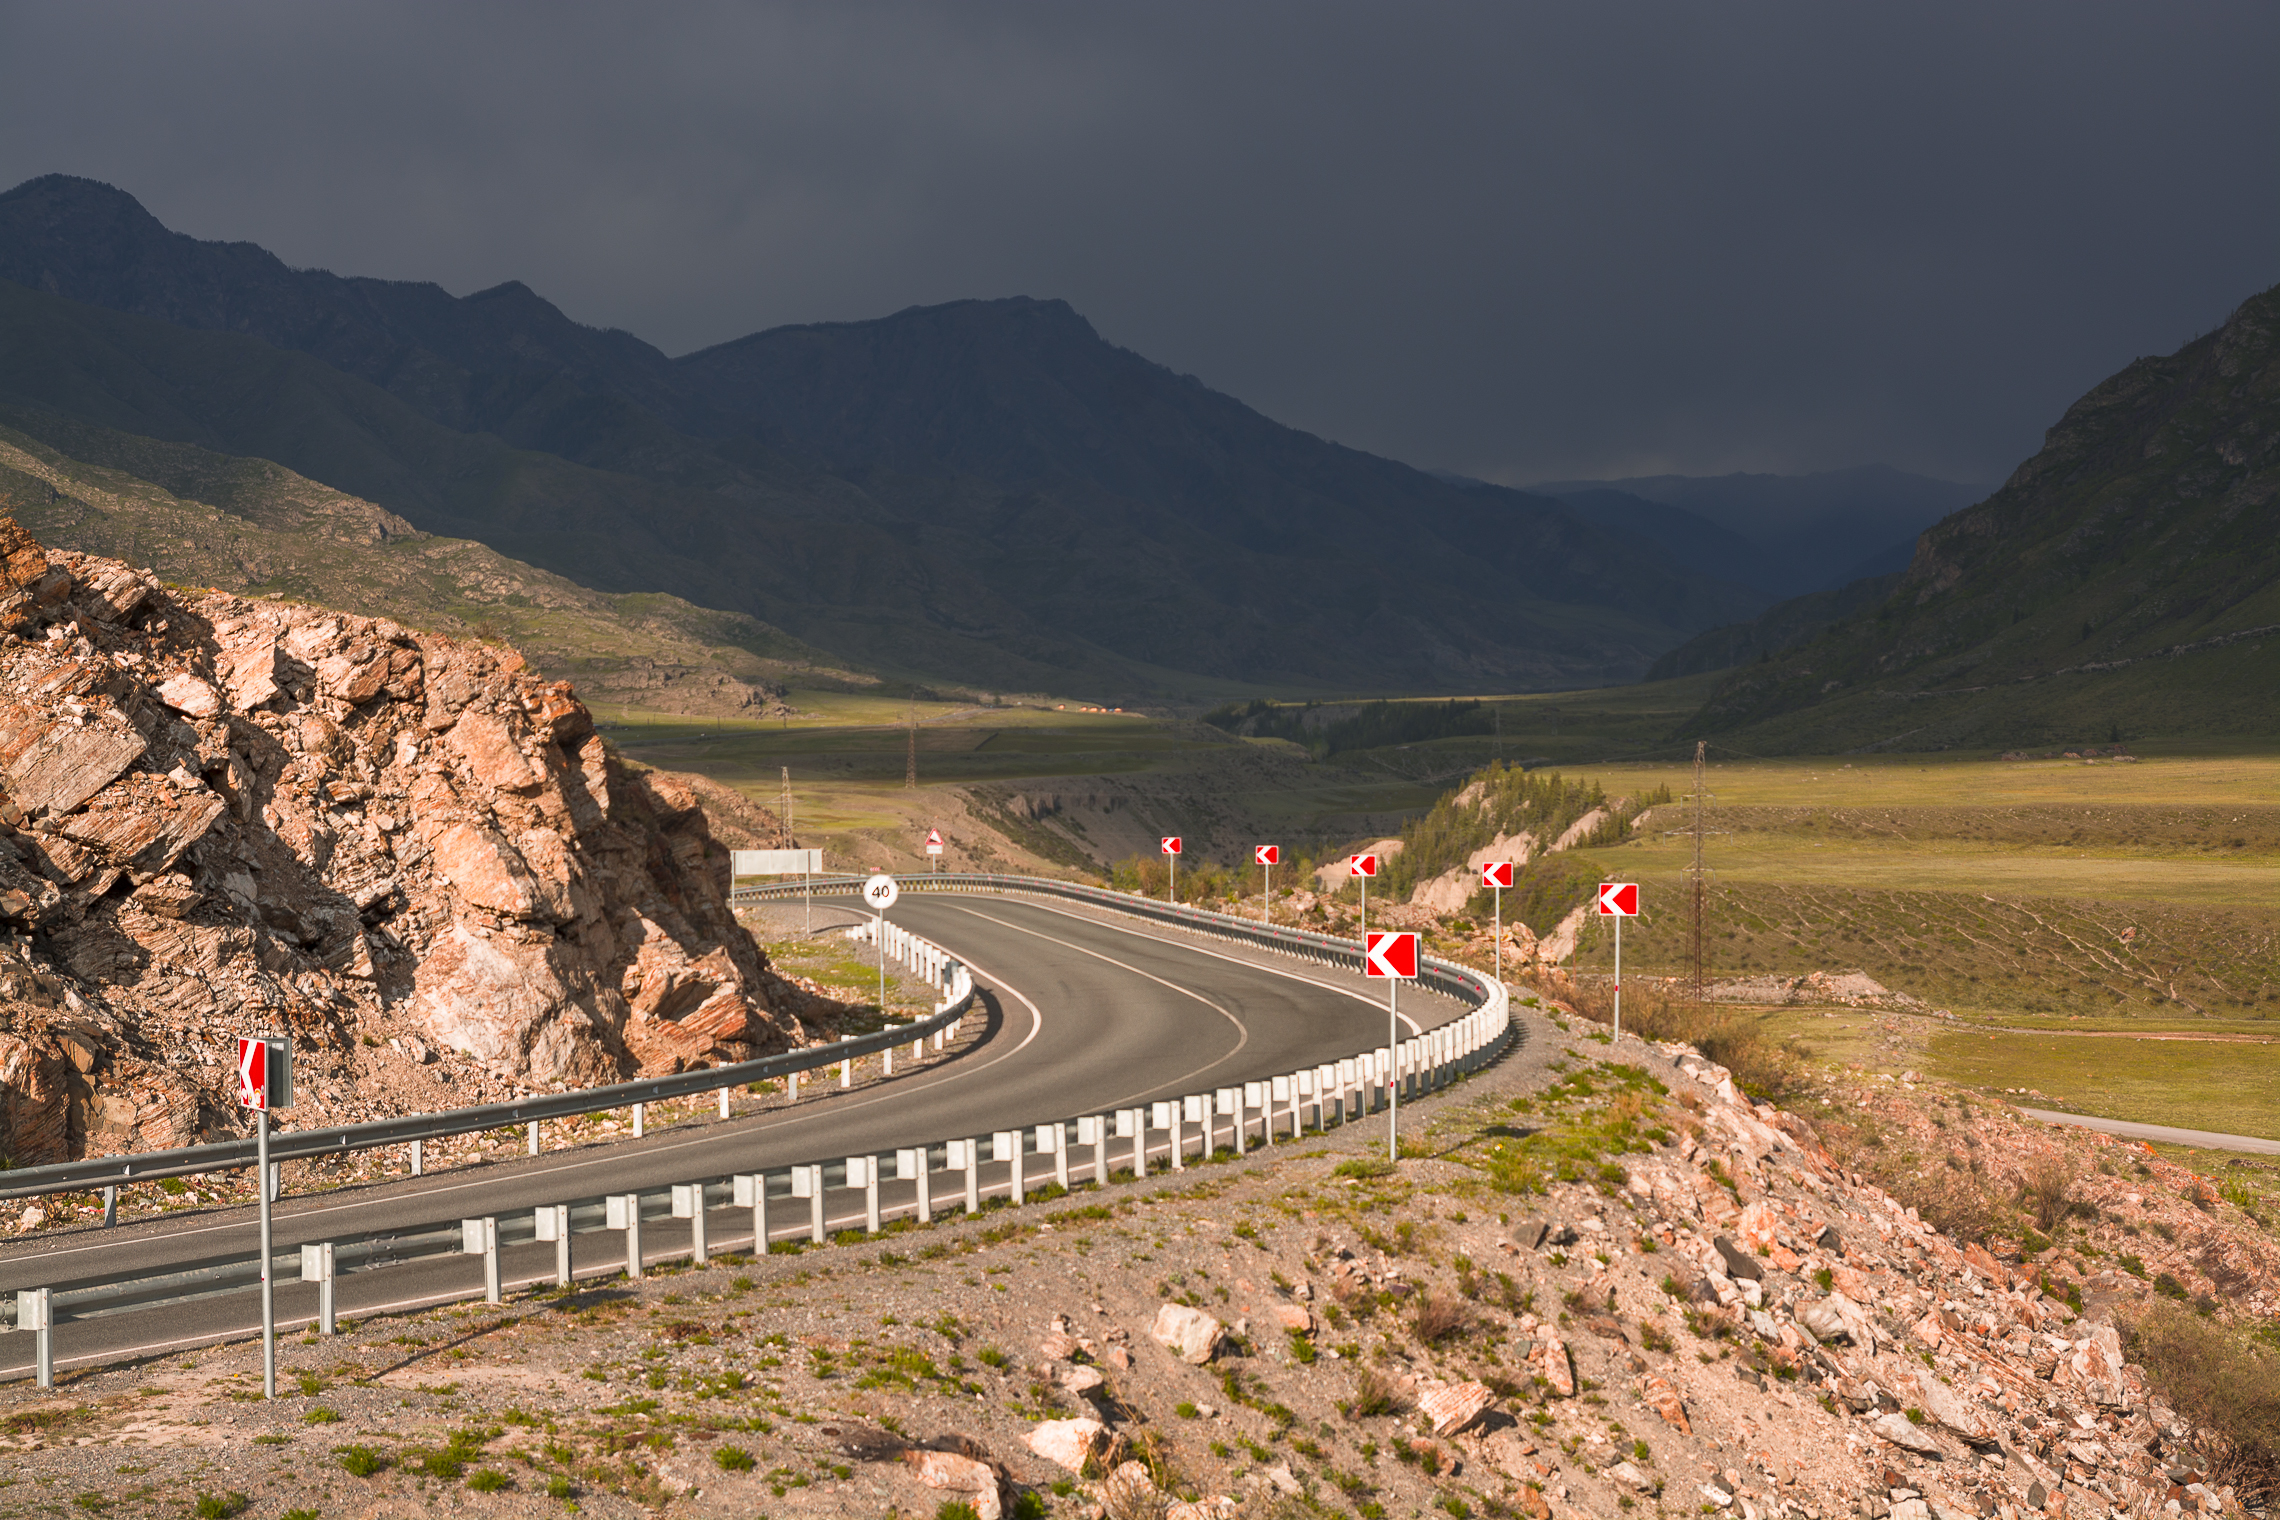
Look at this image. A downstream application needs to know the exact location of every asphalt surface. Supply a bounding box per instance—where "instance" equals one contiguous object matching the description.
[0,891,1481,1381]
[2020,1107,2280,1156]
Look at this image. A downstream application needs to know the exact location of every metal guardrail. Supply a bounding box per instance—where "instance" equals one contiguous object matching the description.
[0,933,975,1202]
[3,873,1513,1386]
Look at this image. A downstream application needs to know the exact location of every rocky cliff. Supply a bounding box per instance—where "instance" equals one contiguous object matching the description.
[0,518,814,1166]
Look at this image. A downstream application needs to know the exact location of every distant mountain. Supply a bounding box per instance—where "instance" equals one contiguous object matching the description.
[1532,465,1982,598]
[1675,280,2280,751]
[0,174,1767,699]
[1645,572,1902,681]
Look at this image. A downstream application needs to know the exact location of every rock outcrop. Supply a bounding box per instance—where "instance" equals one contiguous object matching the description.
[0,518,811,1166]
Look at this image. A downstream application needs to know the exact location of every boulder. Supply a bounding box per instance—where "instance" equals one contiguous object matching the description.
[1871,1412,1942,1456]
[1418,1380,1493,1437]
[1026,1417,1105,1472]
[903,1450,1002,1520]
[1151,1303,1226,1364]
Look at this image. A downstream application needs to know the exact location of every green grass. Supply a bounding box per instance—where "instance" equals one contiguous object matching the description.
[1927,1029,2280,1140]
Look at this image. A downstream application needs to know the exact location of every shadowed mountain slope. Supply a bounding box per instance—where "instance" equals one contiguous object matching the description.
[1675,281,2280,751]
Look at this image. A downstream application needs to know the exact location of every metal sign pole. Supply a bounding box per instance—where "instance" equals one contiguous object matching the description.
[258,1107,274,1400]
[1169,849,1176,905]
[1614,914,1622,1044]
[1387,978,1399,1162]
[1262,858,1269,924]
[1493,883,1502,986]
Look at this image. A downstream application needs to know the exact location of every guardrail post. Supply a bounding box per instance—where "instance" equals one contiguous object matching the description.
[1271,1077,1291,1143]
[300,1243,337,1333]
[1185,1095,1209,1161]
[896,1148,931,1223]
[733,1174,768,1254]
[463,1217,502,1304]
[1121,1109,1146,1178]
[632,1103,645,1138]
[102,1185,117,1227]
[1038,1122,1068,1192]
[791,1165,826,1243]
[884,1038,892,1077]
[840,1054,851,1089]
[1217,1088,1242,1155]
[993,1131,1023,1205]
[789,1070,800,1102]
[528,1120,540,1156]
[849,1157,879,1233]
[946,1140,978,1213]
[411,1139,423,1175]
[672,1183,710,1264]
[606,1194,643,1279]
[17,1289,51,1388]
[536,1204,572,1285]
[1156,1100,1179,1171]
[1077,1116,1106,1186]
[718,1086,731,1120]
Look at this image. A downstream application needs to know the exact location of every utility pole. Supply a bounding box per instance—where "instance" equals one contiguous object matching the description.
[905,700,918,789]
[1687,740,1709,1003]
[783,766,809,936]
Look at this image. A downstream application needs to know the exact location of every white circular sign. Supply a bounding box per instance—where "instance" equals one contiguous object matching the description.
[863,873,901,909]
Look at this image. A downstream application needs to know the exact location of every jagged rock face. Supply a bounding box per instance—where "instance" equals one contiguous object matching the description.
[0,517,806,1166]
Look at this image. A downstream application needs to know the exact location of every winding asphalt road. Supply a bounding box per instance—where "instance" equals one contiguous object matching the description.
[0,891,1478,1381]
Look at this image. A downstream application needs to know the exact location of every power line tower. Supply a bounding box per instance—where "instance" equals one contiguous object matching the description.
[779,766,795,846]
[905,699,918,789]
[1685,739,1709,1002]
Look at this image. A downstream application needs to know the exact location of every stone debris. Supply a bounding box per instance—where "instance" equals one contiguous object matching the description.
[903,1448,1003,1520]
[1150,1302,1226,1364]
[1417,1379,1492,1437]
[0,518,835,1170]
[1024,1416,1104,1471]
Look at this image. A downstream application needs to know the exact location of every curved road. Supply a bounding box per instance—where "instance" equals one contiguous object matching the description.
[0,891,1477,1381]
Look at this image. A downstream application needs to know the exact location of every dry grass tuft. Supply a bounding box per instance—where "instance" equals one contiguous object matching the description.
[1411,1292,1472,1346]
[2125,1303,2280,1505]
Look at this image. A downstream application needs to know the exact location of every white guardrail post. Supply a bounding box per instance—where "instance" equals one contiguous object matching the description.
[607,1194,643,1279]
[300,1242,337,1333]
[536,1203,572,1285]
[672,1183,710,1265]
[19,1288,52,1387]
[462,1217,501,1305]
[733,1174,768,1254]
[791,1164,826,1243]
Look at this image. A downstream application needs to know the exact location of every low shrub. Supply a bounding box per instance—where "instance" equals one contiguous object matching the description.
[2125,1303,2280,1504]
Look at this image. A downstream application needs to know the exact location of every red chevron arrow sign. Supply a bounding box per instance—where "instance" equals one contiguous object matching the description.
[1481,860,1514,889]
[1364,930,1418,979]
[1596,882,1640,916]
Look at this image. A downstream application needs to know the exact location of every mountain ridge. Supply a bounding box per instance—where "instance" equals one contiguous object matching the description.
[0,174,1766,699]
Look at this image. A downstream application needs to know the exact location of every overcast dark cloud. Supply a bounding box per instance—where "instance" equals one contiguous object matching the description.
[2,1,2276,488]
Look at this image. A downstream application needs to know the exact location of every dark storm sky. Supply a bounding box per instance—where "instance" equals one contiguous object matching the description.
[3,2,2276,488]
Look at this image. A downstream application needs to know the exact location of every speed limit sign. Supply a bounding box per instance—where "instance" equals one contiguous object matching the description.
[863,873,901,910]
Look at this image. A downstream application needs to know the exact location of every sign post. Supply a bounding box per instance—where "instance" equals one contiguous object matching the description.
[1160,836,1182,904]
[1349,852,1379,938]
[1364,931,1419,1161]
[1254,845,1279,924]
[864,875,901,1035]
[236,1033,291,1399]
[1595,882,1640,1040]
[1482,860,1515,985]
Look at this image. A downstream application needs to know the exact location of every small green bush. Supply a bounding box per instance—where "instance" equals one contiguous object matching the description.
[336,1446,387,1478]
[713,1446,756,1472]
[466,1470,511,1493]
[192,1496,248,1520]
[302,1406,341,1425]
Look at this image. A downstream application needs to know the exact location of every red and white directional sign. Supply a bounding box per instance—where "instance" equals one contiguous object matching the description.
[1364,930,1419,979]
[1254,844,1280,866]
[1160,836,1183,856]
[1596,882,1640,916]
[1349,853,1379,878]
[1481,860,1515,889]
[236,1035,290,1110]
[925,828,944,856]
